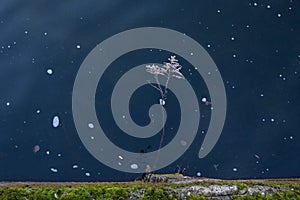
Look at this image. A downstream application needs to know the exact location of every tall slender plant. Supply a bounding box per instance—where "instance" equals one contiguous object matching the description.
[145,55,184,167]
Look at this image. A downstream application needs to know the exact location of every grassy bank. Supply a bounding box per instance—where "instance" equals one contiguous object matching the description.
[0,176,299,199]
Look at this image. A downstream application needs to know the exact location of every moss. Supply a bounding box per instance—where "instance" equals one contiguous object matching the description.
[237,183,247,191]
[152,173,183,177]
[140,186,175,200]
[0,178,299,199]
[105,186,129,200]
[188,194,206,200]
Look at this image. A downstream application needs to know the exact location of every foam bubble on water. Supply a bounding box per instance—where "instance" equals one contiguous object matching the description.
[88,123,94,129]
[118,155,123,160]
[50,168,58,173]
[47,69,53,75]
[130,164,138,170]
[52,116,60,128]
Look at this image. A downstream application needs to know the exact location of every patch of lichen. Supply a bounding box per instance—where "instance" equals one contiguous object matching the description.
[233,192,300,200]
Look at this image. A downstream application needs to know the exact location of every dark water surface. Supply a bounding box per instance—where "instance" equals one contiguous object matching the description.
[0,1,299,181]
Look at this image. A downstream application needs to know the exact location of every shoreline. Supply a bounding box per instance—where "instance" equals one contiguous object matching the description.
[0,175,299,199]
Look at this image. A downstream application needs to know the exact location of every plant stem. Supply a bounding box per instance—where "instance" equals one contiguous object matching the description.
[153,75,167,169]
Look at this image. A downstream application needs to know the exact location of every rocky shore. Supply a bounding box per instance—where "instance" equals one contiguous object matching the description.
[0,175,299,199]
[133,174,300,199]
